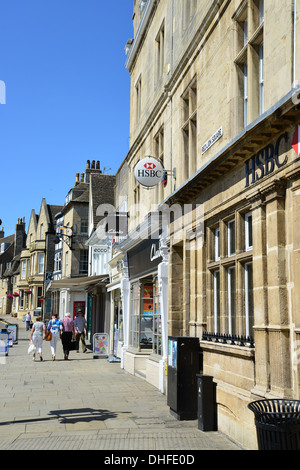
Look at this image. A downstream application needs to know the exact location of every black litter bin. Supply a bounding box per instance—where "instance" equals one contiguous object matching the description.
[197,374,217,432]
[248,399,300,450]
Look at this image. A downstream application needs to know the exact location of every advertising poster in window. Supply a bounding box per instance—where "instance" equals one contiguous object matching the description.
[143,283,153,315]
[73,301,85,320]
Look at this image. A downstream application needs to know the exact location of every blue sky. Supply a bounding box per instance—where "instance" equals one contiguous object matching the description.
[0,0,133,236]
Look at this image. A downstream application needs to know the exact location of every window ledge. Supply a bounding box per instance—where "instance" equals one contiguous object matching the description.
[248,22,264,46]
[200,340,255,359]
[234,44,247,65]
[126,346,153,356]
[148,353,163,363]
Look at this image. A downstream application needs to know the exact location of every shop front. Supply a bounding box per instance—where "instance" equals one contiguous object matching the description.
[106,250,127,363]
[47,275,109,341]
[118,234,169,393]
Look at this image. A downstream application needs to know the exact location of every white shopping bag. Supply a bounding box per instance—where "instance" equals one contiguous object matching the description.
[27,342,36,355]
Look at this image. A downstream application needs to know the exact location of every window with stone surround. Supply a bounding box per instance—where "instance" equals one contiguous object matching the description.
[37,253,44,274]
[80,220,88,234]
[79,250,88,275]
[21,260,26,280]
[182,77,197,181]
[155,21,165,84]
[206,210,254,342]
[135,75,142,124]
[182,0,197,32]
[234,0,264,129]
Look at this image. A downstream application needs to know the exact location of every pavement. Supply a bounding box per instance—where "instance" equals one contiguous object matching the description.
[0,317,242,452]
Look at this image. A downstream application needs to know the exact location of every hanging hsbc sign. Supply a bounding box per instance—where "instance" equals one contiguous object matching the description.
[292,123,300,157]
[134,157,164,187]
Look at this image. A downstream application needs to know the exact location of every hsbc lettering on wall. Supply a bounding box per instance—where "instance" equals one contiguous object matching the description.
[134,157,164,187]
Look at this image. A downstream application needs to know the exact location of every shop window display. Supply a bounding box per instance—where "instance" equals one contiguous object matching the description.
[130,278,162,353]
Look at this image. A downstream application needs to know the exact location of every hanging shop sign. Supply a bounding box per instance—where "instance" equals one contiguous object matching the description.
[134,157,164,187]
[292,123,300,157]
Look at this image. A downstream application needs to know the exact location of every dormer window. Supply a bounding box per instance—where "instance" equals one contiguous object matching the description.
[65,191,72,205]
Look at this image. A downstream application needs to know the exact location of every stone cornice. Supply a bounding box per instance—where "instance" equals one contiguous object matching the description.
[161,88,300,207]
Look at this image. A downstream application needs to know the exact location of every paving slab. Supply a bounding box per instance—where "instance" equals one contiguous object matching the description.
[0,317,243,452]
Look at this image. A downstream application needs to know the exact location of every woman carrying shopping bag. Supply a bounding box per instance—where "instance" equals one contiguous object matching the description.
[61,312,75,360]
[29,316,46,361]
[47,313,63,360]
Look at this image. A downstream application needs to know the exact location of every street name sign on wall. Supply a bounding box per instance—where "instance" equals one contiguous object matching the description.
[202,127,223,154]
[134,157,164,187]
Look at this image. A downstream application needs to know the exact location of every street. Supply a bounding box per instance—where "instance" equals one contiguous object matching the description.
[0,319,242,451]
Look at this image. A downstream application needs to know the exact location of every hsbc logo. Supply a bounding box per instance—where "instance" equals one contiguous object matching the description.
[144,162,156,170]
[135,157,164,187]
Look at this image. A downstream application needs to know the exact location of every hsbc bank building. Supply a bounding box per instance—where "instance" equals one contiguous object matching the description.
[110,0,300,449]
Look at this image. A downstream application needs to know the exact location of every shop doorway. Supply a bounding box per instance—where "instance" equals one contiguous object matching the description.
[73,301,86,319]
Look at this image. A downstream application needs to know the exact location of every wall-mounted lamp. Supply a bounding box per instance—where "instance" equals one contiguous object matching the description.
[54,226,73,249]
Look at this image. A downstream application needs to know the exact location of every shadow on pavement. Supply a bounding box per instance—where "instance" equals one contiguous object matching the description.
[49,407,123,424]
[0,408,130,426]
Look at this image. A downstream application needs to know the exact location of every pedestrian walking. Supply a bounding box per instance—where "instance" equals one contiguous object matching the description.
[25,312,32,331]
[61,312,75,360]
[29,316,46,361]
[74,310,87,353]
[47,313,63,360]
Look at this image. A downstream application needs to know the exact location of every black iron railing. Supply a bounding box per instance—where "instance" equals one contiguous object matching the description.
[202,331,255,348]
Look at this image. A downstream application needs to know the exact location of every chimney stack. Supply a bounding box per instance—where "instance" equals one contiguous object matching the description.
[14,217,26,257]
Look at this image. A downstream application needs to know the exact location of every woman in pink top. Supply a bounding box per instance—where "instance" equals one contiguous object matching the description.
[61,312,75,360]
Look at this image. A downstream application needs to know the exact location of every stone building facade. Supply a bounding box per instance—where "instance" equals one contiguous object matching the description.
[17,200,62,319]
[48,161,97,319]
[116,0,300,449]
[48,161,116,337]
[0,220,26,316]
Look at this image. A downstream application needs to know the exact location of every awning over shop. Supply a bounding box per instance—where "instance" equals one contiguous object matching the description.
[47,275,109,291]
